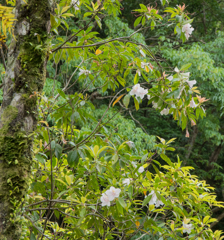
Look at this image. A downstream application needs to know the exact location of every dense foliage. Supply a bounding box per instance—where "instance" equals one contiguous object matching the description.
[1,0,224,239]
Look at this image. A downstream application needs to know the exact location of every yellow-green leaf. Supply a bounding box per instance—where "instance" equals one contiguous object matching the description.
[113,94,125,107]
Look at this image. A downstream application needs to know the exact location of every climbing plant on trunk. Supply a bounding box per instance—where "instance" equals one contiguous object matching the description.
[0,0,52,239]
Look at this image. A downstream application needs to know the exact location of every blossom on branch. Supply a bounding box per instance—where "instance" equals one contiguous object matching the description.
[130,84,148,99]
[167,75,173,81]
[138,166,144,173]
[147,190,164,207]
[190,98,197,108]
[186,80,196,89]
[105,187,121,201]
[71,0,80,10]
[126,141,134,148]
[122,178,131,186]
[160,108,169,115]
[79,68,91,76]
[100,193,111,206]
[183,220,193,234]
[182,23,194,40]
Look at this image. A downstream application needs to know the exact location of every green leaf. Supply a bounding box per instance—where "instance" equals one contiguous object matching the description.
[142,195,152,206]
[30,233,36,240]
[151,19,156,30]
[57,89,67,99]
[55,144,62,159]
[180,63,192,71]
[134,72,139,85]
[118,197,126,208]
[134,97,139,111]
[51,140,55,150]
[123,94,131,108]
[141,153,148,163]
[128,185,133,198]
[142,16,146,26]
[134,16,142,28]
[117,76,125,87]
[35,154,45,164]
[160,153,173,166]
[116,200,123,214]
[52,157,57,168]
[67,149,79,167]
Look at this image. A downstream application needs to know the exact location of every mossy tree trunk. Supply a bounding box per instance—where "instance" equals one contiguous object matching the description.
[0,0,52,239]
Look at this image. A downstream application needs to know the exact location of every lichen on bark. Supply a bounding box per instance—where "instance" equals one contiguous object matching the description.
[0,0,53,239]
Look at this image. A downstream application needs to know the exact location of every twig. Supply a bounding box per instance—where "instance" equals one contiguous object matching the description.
[129,110,148,134]
[25,214,51,240]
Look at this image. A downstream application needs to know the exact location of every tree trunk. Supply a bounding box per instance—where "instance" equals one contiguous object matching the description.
[206,142,223,171]
[0,0,52,239]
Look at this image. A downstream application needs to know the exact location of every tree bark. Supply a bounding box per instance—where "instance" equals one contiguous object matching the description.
[0,0,52,239]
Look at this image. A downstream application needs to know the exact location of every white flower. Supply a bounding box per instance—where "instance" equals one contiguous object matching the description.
[147,94,151,100]
[180,72,190,79]
[126,141,134,148]
[141,62,147,69]
[130,84,141,96]
[105,187,121,201]
[141,62,152,71]
[148,190,157,205]
[174,67,180,73]
[122,178,131,186]
[186,80,196,88]
[130,84,148,99]
[190,98,197,108]
[167,75,173,81]
[132,162,144,174]
[79,68,91,76]
[147,190,164,207]
[71,0,80,10]
[140,49,146,57]
[182,23,194,40]
[136,69,141,76]
[138,166,144,173]
[152,101,158,109]
[136,87,148,99]
[183,221,193,234]
[160,108,169,115]
[100,193,111,206]
[155,199,164,207]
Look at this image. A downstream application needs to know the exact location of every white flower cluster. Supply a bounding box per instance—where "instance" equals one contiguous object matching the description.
[130,84,148,99]
[174,67,197,89]
[122,178,131,186]
[141,62,153,72]
[160,108,169,115]
[183,220,193,234]
[100,186,121,207]
[174,67,197,108]
[71,0,80,10]
[182,23,194,40]
[190,98,197,108]
[147,190,164,207]
[126,141,134,148]
[79,68,91,76]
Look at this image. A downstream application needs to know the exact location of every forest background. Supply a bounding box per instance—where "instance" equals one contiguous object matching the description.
[1,0,224,239]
